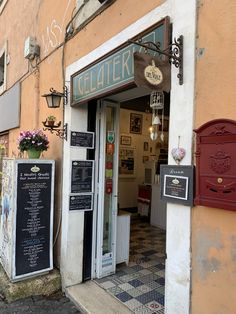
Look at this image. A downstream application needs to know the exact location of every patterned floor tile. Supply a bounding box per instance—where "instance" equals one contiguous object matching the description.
[100,280,116,289]
[139,274,158,284]
[146,300,164,312]
[155,277,165,286]
[118,282,134,291]
[145,281,162,290]
[95,215,166,313]
[148,266,162,273]
[134,305,154,314]
[147,259,161,267]
[136,290,163,304]
[156,263,165,270]
[128,279,143,288]
[110,277,124,285]
[122,267,136,274]
[116,291,133,302]
[138,262,152,269]
[136,284,152,294]
[138,269,152,276]
[120,273,141,282]
[124,299,143,311]
[155,269,165,277]
[107,286,123,296]
[131,265,144,271]
[127,288,144,298]
[157,296,165,306]
[155,285,165,295]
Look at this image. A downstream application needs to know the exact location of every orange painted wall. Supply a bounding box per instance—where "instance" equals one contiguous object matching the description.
[65,0,165,67]
[0,0,76,264]
[192,1,236,313]
[1,0,165,265]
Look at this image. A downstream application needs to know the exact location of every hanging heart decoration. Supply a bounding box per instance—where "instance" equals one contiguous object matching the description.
[171,147,186,165]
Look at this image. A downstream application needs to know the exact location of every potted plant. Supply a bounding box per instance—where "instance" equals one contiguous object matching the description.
[18,130,49,158]
[46,115,56,126]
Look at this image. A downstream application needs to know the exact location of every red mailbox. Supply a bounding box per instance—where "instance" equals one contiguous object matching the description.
[194,119,236,211]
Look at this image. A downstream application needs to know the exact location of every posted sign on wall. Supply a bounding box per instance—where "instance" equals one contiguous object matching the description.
[15,162,54,278]
[160,165,194,206]
[0,159,55,282]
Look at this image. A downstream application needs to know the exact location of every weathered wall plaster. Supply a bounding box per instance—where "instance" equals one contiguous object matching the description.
[193,0,236,312]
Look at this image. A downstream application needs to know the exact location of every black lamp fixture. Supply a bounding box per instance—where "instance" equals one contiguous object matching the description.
[42,87,68,108]
[42,86,68,140]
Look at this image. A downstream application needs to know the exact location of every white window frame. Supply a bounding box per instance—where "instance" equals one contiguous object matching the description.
[0,0,8,14]
[0,42,7,95]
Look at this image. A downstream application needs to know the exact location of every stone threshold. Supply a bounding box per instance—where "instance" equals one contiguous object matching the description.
[66,280,133,314]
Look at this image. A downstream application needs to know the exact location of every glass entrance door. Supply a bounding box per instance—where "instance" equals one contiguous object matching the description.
[96,100,119,278]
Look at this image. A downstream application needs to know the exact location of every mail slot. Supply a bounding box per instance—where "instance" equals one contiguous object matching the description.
[194,119,236,211]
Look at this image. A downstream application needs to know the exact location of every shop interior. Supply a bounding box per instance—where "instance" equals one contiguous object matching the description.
[96,88,169,312]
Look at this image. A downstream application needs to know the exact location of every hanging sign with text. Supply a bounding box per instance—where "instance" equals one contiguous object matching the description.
[133,52,171,92]
[70,131,94,149]
[69,194,93,211]
[71,160,94,193]
[160,165,194,206]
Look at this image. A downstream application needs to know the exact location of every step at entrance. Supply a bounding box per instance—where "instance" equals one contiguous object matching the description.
[66,281,133,314]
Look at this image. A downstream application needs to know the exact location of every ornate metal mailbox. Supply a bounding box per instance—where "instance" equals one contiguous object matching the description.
[194,119,236,211]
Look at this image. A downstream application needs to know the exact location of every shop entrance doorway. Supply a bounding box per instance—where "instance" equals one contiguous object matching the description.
[94,87,169,312]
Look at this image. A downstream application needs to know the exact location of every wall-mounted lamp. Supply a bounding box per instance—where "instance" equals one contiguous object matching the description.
[42,87,68,108]
[149,91,164,141]
[41,87,68,140]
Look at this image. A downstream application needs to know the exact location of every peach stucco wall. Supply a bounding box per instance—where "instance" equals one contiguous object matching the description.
[192,1,236,313]
[1,0,165,265]
[65,0,165,67]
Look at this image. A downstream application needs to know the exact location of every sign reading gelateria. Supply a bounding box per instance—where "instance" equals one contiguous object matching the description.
[72,18,169,104]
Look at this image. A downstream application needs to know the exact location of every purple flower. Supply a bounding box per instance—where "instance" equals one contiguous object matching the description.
[17,129,49,152]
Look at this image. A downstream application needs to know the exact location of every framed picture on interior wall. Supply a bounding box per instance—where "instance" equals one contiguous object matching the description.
[130,113,142,134]
[120,135,132,146]
[119,147,136,178]
[143,141,149,151]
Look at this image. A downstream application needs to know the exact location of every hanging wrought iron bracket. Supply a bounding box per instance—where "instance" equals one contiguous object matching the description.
[42,121,68,140]
[128,35,183,85]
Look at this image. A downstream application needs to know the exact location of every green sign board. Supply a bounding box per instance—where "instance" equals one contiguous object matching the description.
[72,23,165,104]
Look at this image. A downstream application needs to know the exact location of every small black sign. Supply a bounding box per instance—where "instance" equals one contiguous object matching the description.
[15,163,53,277]
[71,160,94,193]
[70,131,94,148]
[160,165,194,206]
[69,194,93,211]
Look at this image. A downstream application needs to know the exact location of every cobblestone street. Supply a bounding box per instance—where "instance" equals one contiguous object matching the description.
[0,292,81,314]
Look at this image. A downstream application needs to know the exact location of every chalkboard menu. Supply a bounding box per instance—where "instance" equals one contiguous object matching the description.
[70,131,94,148]
[15,163,53,277]
[160,165,194,206]
[71,160,94,193]
[69,194,93,211]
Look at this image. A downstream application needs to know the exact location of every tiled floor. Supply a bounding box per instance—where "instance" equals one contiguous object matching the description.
[95,214,166,314]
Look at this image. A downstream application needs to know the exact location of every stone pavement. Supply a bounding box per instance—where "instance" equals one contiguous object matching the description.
[0,291,81,314]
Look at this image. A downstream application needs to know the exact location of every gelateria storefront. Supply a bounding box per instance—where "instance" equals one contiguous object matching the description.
[60,5,196,314]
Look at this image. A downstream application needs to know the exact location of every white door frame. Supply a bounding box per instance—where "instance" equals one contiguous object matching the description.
[94,100,120,279]
[62,2,196,313]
